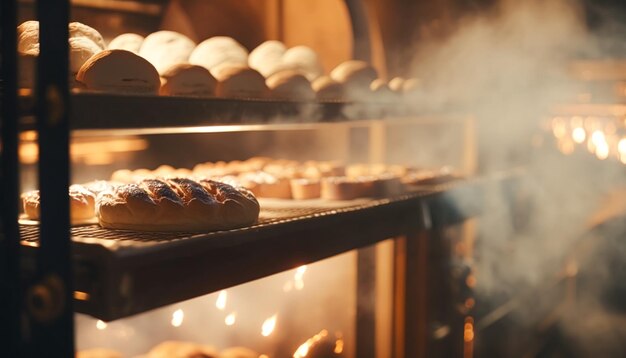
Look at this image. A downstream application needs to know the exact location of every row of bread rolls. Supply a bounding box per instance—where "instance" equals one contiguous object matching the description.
[21,178,260,232]
[109,157,460,201]
[17,20,418,101]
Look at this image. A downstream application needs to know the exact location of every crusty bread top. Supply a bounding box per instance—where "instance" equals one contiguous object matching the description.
[266,70,315,100]
[108,33,144,54]
[76,49,160,93]
[330,60,378,84]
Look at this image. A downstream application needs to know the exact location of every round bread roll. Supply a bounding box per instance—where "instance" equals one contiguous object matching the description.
[17,20,40,54]
[17,20,103,81]
[108,33,144,54]
[370,79,398,102]
[76,348,122,358]
[69,22,106,50]
[139,31,196,75]
[148,341,218,358]
[212,64,268,98]
[77,49,160,94]
[69,37,102,74]
[282,45,323,80]
[248,40,287,77]
[220,347,259,358]
[96,178,259,231]
[22,185,96,222]
[189,36,248,72]
[330,60,378,99]
[160,63,217,97]
[312,76,345,101]
[18,21,104,52]
[266,70,315,100]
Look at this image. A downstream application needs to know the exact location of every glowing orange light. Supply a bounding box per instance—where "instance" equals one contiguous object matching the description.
[262,314,278,337]
[293,330,329,358]
[74,291,90,301]
[334,338,344,354]
[466,275,477,288]
[465,298,475,309]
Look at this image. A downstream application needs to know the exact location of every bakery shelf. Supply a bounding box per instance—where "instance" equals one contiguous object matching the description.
[19,181,484,321]
[18,92,401,131]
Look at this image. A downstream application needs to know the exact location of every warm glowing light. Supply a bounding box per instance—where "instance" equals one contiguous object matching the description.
[572,127,586,144]
[595,142,610,160]
[334,338,344,354]
[225,312,236,326]
[96,320,107,330]
[464,320,474,342]
[551,117,567,138]
[465,275,476,288]
[74,291,90,301]
[262,314,278,337]
[293,330,329,358]
[171,309,184,327]
[571,116,583,128]
[465,298,476,309]
[294,265,307,290]
[558,139,575,155]
[618,138,626,156]
[216,290,227,310]
[283,281,293,292]
[591,130,605,146]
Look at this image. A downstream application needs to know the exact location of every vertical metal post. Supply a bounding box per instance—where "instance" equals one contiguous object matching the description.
[30,0,74,357]
[343,0,372,62]
[356,245,377,358]
[1,0,23,356]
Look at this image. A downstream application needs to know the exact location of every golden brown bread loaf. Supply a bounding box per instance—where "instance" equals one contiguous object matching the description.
[22,185,96,222]
[330,60,378,99]
[220,347,260,358]
[212,64,268,98]
[312,76,345,100]
[96,178,259,231]
[77,50,160,94]
[160,63,217,97]
[108,33,144,54]
[139,31,196,75]
[266,70,315,100]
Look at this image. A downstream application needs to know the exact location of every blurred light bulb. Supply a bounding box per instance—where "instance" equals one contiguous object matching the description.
[262,314,277,337]
[216,290,227,310]
[171,309,184,327]
[572,127,586,144]
[225,312,236,326]
[96,320,107,330]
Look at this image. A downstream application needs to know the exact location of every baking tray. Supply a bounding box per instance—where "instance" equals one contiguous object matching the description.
[19,182,483,321]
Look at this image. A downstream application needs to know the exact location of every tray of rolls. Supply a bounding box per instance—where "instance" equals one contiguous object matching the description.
[17,157,473,320]
[15,21,419,129]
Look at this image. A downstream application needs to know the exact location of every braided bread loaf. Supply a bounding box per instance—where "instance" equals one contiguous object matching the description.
[96,178,259,231]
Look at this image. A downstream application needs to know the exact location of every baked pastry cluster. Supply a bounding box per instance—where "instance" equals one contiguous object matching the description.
[20,177,260,232]
[17,21,418,102]
[110,158,458,202]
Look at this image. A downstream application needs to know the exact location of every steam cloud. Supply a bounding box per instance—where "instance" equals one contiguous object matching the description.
[405,0,626,355]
